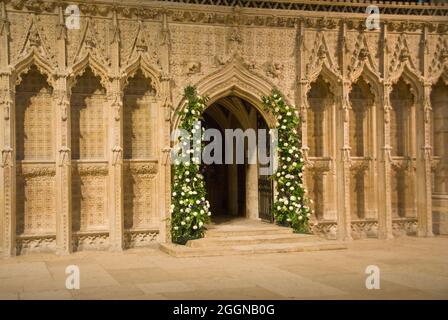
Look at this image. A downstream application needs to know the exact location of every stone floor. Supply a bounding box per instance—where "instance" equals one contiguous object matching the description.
[0,236,447,300]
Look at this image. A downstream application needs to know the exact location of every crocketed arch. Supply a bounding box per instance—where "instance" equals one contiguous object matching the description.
[120,55,161,97]
[68,53,110,91]
[12,50,55,88]
[434,67,448,87]
[307,61,341,94]
[389,64,422,105]
[173,59,278,131]
[350,64,382,104]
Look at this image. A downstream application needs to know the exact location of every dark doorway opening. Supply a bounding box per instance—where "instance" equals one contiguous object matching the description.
[201,96,273,221]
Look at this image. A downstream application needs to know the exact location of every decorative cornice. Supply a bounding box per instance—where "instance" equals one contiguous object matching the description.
[162,0,448,17]
[3,1,448,30]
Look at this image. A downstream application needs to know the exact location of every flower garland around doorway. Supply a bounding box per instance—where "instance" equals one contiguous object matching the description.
[171,86,212,244]
[262,89,312,233]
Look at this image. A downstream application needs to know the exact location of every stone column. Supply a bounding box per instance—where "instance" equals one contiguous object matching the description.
[246,163,259,220]
[377,82,394,239]
[416,24,434,237]
[377,24,394,240]
[246,109,259,220]
[416,81,434,237]
[54,5,72,255]
[296,21,310,186]
[0,76,15,257]
[159,11,172,243]
[335,21,352,241]
[108,10,124,251]
[108,88,124,251]
[0,2,16,257]
[336,81,353,241]
[366,101,378,220]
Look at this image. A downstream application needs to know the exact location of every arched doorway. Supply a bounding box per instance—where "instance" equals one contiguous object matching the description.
[201,95,274,222]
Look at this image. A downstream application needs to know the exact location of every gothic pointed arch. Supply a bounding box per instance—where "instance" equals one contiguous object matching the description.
[120,55,161,97]
[173,57,277,131]
[215,96,252,130]
[350,66,381,106]
[12,49,55,88]
[348,36,382,103]
[305,31,341,86]
[428,35,448,85]
[348,32,378,80]
[389,64,421,105]
[12,13,57,84]
[389,33,419,77]
[68,17,111,91]
[388,33,422,104]
[441,68,448,85]
[68,53,110,92]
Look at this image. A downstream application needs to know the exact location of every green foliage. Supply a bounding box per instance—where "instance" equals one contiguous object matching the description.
[262,89,312,233]
[171,86,212,244]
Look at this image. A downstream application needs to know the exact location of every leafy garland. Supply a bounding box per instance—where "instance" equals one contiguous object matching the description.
[262,89,312,233]
[171,87,311,243]
[171,86,212,244]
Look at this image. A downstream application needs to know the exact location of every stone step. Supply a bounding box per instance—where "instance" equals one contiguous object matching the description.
[186,233,319,248]
[159,241,347,258]
[204,226,293,237]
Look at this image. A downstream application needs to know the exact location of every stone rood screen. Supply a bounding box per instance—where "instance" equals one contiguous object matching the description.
[0,0,446,256]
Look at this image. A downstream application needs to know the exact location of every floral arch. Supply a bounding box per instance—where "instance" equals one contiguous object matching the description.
[170,61,311,243]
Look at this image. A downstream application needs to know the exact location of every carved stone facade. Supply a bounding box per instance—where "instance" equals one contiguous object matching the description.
[0,0,447,256]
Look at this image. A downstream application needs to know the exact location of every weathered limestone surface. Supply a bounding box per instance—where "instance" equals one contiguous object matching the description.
[0,236,448,299]
[0,0,447,256]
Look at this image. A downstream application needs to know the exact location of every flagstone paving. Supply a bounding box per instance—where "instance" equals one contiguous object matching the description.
[0,236,447,300]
